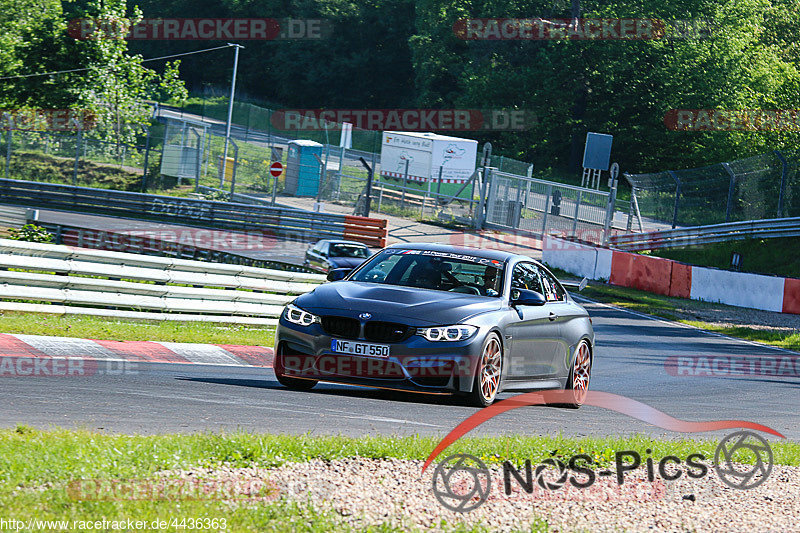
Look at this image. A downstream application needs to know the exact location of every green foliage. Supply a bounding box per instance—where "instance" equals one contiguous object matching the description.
[3,151,142,190]
[0,0,187,145]
[2,0,799,175]
[0,312,276,345]
[652,237,800,278]
[130,0,417,109]
[410,0,800,173]
[7,224,53,243]
[577,282,800,351]
[203,189,230,202]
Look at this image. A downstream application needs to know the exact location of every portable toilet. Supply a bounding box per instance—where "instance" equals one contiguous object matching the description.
[285,140,323,196]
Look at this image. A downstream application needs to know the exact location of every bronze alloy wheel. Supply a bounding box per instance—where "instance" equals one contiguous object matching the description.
[467,333,502,407]
[566,340,592,408]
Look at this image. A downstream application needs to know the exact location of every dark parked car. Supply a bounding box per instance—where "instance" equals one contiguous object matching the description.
[303,240,371,273]
[274,243,594,407]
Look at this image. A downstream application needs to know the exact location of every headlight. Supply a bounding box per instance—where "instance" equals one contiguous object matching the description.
[283,304,320,327]
[417,324,478,342]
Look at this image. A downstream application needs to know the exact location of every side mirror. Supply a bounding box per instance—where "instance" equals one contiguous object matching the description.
[510,288,546,306]
[327,268,353,282]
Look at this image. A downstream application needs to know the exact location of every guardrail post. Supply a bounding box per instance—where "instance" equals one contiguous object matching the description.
[668,170,681,229]
[475,167,494,230]
[72,126,82,186]
[422,174,432,218]
[141,125,152,193]
[322,144,330,201]
[190,129,201,193]
[474,143,492,229]
[722,162,736,222]
[602,176,618,245]
[400,159,409,210]
[775,150,788,218]
[4,128,11,180]
[358,157,373,217]
[571,190,582,237]
[541,184,552,235]
[229,139,239,197]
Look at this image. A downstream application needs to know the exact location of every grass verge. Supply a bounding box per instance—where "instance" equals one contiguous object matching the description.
[2,428,798,532]
[649,237,800,279]
[0,312,275,346]
[575,283,800,351]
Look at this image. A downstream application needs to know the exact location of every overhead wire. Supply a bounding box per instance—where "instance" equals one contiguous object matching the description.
[0,44,233,80]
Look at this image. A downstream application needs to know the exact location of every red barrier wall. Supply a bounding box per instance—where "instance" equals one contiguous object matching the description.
[343,215,387,248]
[610,251,673,296]
[668,262,692,299]
[782,278,800,315]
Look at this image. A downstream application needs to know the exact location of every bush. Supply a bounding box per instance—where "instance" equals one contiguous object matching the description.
[7,224,53,243]
[203,190,230,202]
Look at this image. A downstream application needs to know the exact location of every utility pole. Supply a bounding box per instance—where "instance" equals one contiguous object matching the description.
[221,43,244,187]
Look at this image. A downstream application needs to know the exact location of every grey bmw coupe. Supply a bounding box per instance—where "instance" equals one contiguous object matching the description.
[273,243,594,407]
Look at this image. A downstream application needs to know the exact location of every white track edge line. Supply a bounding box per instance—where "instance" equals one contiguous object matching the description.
[572,293,800,356]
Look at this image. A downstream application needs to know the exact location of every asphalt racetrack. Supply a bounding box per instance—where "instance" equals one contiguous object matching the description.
[2,300,798,439]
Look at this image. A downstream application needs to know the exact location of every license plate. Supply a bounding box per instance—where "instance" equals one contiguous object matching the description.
[330,339,390,358]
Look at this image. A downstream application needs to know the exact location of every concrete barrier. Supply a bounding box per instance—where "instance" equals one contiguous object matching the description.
[543,235,799,315]
[690,267,785,313]
[542,235,612,280]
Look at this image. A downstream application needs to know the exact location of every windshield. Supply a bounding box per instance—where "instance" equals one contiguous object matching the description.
[350,249,504,296]
[329,244,369,258]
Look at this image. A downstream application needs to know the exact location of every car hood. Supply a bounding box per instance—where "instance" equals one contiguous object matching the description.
[294,281,503,326]
[328,257,366,269]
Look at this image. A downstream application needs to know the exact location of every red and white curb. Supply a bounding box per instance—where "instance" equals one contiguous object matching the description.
[0,333,274,369]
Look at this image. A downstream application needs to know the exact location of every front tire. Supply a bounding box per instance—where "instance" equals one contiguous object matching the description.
[465,333,502,407]
[274,345,318,391]
[275,371,318,391]
[562,339,592,409]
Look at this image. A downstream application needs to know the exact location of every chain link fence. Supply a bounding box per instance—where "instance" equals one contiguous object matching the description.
[483,169,623,244]
[625,150,800,229]
[11,96,798,238]
[1,127,162,192]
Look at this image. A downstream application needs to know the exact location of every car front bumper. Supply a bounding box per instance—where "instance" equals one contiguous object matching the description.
[274,319,488,394]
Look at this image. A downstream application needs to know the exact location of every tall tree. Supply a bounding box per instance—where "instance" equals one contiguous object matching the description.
[0,0,187,143]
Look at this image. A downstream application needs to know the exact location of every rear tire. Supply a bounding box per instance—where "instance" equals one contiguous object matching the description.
[464,333,502,407]
[561,340,592,409]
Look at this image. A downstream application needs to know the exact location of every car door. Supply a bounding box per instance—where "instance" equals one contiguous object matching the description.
[539,265,584,376]
[505,262,562,378]
[309,242,329,272]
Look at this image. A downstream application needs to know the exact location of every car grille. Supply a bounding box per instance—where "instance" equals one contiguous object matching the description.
[321,316,360,339]
[364,321,413,343]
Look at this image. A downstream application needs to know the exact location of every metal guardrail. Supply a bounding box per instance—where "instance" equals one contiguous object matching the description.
[609,217,800,251]
[37,221,313,273]
[0,178,388,248]
[0,205,31,234]
[0,238,325,325]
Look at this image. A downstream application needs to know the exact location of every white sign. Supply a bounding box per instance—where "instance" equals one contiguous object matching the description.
[339,122,352,149]
[379,132,477,183]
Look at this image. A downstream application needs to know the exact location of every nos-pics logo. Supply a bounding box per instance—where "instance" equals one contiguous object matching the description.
[425,391,781,513]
